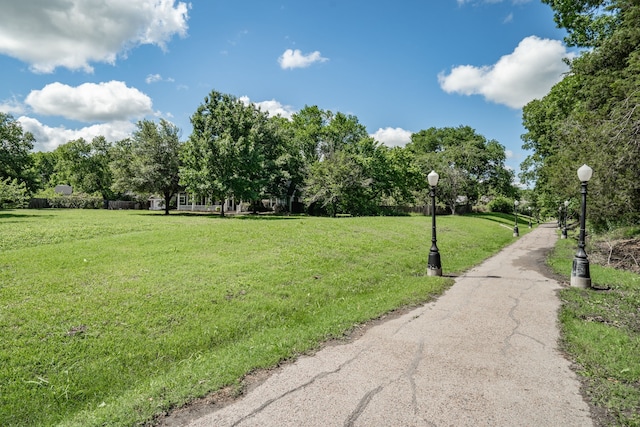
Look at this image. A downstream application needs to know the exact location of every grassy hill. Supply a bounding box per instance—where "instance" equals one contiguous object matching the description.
[0,209,528,426]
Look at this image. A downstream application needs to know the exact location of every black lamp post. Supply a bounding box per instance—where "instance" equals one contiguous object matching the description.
[571,164,593,288]
[558,206,562,229]
[561,200,569,239]
[527,206,532,228]
[513,200,519,237]
[427,170,442,277]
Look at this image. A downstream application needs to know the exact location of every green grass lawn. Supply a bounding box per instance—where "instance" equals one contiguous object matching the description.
[0,209,529,426]
[548,232,640,427]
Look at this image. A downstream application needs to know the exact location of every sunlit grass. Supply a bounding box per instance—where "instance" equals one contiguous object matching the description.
[0,209,527,426]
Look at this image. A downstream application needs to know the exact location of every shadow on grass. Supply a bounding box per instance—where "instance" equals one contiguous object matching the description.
[0,210,54,220]
[133,211,303,220]
[466,212,534,227]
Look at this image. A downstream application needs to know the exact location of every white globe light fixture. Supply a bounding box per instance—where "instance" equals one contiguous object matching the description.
[427,170,439,187]
[577,164,593,182]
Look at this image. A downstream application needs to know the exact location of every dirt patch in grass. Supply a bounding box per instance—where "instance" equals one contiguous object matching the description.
[590,237,640,274]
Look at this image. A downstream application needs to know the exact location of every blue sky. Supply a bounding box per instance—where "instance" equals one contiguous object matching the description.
[0,0,575,179]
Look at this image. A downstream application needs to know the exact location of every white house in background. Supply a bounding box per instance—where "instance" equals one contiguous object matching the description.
[174,192,244,213]
[173,192,289,213]
[54,185,73,195]
[148,196,166,211]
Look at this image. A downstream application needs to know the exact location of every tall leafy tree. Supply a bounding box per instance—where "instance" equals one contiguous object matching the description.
[296,107,413,216]
[29,151,57,192]
[0,113,34,190]
[541,0,621,48]
[305,149,365,217]
[51,136,114,199]
[521,0,640,228]
[180,90,278,216]
[111,119,182,214]
[263,115,303,210]
[407,126,513,212]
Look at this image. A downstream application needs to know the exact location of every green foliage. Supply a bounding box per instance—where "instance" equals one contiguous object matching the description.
[541,0,621,48]
[49,137,114,199]
[487,196,515,214]
[0,177,28,209]
[33,187,103,209]
[28,151,57,192]
[521,0,640,230]
[305,148,361,216]
[0,113,35,191]
[407,125,515,213]
[180,90,281,216]
[0,210,526,426]
[296,107,419,216]
[45,192,104,209]
[111,119,182,214]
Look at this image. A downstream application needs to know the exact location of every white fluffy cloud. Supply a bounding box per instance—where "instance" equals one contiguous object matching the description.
[278,49,328,70]
[239,96,296,120]
[0,0,189,73]
[18,116,136,152]
[371,127,412,147]
[438,36,574,109]
[25,81,153,122]
[0,97,25,115]
[146,74,175,84]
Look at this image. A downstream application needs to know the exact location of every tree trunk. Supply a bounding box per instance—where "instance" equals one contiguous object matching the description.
[164,192,171,215]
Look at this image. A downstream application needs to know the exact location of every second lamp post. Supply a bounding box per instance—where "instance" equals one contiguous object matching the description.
[513,200,520,237]
[427,170,442,276]
[561,200,569,239]
[571,164,593,288]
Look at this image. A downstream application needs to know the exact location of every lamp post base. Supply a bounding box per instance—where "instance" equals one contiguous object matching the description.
[427,267,442,277]
[513,226,519,237]
[570,276,591,288]
[571,257,591,288]
[428,250,441,277]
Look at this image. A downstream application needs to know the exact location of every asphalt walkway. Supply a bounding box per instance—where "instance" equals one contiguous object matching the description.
[184,223,593,427]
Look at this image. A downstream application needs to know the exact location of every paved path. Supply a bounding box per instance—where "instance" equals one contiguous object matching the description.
[184,223,593,427]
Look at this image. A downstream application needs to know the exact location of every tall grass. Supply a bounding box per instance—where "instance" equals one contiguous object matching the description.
[0,209,527,426]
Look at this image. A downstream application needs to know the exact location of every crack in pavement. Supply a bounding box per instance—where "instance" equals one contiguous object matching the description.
[228,345,372,426]
[407,341,425,416]
[343,340,426,427]
[501,285,547,356]
[343,385,384,427]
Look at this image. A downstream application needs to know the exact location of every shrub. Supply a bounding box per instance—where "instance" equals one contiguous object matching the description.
[33,188,103,209]
[0,178,29,209]
[47,194,103,209]
[487,196,514,214]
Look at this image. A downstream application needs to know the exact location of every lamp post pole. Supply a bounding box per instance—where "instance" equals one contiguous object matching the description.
[527,206,532,228]
[427,170,442,276]
[561,200,569,239]
[513,200,519,237]
[571,164,593,288]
